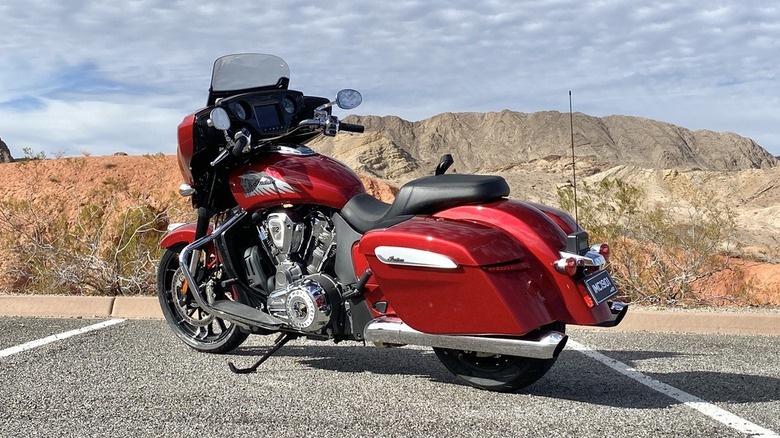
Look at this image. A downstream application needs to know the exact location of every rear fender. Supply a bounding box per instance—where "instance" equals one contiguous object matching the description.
[434,199,613,326]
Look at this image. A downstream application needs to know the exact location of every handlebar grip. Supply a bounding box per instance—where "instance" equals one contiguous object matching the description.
[231,135,249,157]
[339,123,365,133]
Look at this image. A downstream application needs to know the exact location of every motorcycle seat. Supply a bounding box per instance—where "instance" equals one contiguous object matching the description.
[340,174,510,233]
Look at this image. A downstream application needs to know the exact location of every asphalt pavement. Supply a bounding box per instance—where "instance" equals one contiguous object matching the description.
[1,317,778,437]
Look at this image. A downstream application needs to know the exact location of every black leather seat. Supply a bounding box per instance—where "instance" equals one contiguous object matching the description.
[340,174,510,233]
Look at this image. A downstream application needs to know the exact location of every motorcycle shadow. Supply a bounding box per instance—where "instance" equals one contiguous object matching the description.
[232,342,780,407]
[535,350,780,408]
[231,341,459,386]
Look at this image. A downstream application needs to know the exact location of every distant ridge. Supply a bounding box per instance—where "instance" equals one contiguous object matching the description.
[310,110,776,180]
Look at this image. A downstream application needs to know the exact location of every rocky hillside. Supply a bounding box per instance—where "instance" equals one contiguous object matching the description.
[310,111,777,181]
[0,137,12,163]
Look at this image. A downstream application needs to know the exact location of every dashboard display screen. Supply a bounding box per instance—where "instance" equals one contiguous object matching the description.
[254,104,281,130]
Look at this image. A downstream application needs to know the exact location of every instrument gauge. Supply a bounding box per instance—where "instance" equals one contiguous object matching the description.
[282,95,296,114]
[233,102,247,120]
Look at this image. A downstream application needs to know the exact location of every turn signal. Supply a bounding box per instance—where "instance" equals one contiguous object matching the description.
[179,183,196,197]
[555,257,578,276]
[592,243,610,262]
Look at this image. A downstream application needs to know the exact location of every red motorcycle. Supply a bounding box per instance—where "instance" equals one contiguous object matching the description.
[157,53,627,392]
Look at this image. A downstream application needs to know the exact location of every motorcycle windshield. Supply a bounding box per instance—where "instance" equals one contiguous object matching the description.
[210,54,290,92]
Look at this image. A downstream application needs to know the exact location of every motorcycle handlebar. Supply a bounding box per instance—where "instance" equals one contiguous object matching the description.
[210,131,250,167]
[231,133,249,157]
[339,122,365,133]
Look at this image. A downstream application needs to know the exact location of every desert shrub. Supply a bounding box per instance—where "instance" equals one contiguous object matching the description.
[0,193,171,296]
[557,177,748,306]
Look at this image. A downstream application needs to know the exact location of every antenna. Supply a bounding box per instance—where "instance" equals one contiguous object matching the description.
[569,91,578,224]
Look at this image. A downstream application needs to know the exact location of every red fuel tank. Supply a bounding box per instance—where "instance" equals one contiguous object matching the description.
[228,147,366,210]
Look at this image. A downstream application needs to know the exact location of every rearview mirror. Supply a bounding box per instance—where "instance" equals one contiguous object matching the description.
[335,89,362,110]
[209,107,231,131]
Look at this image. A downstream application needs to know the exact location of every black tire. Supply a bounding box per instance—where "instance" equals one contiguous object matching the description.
[156,244,249,354]
[433,323,565,392]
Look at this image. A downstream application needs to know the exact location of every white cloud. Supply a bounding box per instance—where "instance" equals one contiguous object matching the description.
[0,97,186,156]
[0,0,779,157]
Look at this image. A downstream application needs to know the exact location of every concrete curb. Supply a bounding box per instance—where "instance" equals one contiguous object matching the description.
[112,297,163,319]
[1,295,779,335]
[0,295,163,319]
[583,309,780,336]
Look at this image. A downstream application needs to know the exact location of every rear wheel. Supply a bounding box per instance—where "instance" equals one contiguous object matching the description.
[433,323,565,392]
[156,244,248,353]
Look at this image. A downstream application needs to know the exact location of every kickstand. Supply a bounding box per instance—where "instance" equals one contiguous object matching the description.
[228,333,294,374]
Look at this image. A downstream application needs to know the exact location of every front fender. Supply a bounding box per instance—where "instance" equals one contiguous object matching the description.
[160,223,199,249]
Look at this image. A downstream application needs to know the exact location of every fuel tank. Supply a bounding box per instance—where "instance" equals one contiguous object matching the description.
[228,146,366,211]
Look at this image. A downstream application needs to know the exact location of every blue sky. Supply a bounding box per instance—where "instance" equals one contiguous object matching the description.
[1,1,778,157]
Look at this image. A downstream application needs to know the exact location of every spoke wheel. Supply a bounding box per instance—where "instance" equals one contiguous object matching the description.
[434,323,565,392]
[156,244,248,353]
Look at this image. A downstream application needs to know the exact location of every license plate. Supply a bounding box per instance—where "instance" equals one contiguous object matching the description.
[583,270,618,305]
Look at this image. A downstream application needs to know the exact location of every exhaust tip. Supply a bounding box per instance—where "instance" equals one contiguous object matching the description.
[553,334,568,358]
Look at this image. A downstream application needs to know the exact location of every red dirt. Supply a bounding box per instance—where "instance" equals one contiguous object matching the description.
[708,260,780,306]
[0,154,397,221]
[0,155,398,292]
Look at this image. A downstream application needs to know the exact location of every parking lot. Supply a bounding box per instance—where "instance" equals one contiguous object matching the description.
[1,317,778,437]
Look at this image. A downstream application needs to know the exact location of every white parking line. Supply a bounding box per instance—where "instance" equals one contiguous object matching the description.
[568,339,779,438]
[0,319,125,358]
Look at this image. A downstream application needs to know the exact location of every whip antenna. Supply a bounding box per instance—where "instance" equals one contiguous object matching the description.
[569,91,578,224]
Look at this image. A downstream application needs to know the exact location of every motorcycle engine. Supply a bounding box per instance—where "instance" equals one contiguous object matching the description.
[243,209,340,333]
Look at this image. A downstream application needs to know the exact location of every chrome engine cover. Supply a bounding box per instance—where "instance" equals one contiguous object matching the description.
[267,276,335,332]
[266,212,305,255]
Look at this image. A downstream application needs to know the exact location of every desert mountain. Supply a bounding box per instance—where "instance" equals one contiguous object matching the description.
[310,111,776,181]
[307,110,780,263]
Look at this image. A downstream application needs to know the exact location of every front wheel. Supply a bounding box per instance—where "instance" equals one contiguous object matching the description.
[433,323,565,392]
[156,244,249,353]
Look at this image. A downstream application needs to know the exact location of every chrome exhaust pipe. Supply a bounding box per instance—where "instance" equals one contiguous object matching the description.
[363,319,568,359]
